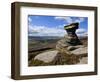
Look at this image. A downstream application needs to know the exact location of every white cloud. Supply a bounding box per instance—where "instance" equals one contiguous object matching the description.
[76,28,86,34]
[76,28,87,37]
[28,25,66,37]
[74,18,85,23]
[28,17,32,22]
[55,16,73,24]
[55,16,68,20]
[54,16,85,24]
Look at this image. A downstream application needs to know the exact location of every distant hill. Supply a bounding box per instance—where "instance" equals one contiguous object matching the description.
[29,36,63,40]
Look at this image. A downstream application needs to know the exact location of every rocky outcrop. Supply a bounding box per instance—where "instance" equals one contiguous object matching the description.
[56,36,87,57]
[31,50,81,65]
[56,22,88,64]
[31,22,88,66]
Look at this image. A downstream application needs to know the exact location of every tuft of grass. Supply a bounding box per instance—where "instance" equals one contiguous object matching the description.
[29,59,48,66]
[54,52,80,65]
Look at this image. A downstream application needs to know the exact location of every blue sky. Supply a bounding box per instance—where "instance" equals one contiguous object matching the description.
[28,15,88,37]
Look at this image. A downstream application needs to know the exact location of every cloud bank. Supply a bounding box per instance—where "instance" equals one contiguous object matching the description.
[54,16,85,24]
[28,25,87,37]
[28,25,66,37]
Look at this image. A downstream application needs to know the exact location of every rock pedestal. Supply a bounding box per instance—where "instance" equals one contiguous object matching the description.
[64,22,82,45]
[56,22,87,64]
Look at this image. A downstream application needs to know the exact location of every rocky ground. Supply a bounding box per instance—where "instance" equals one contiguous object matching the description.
[29,35,88,66]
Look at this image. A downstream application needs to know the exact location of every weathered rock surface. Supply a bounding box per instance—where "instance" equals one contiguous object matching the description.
[34,50,81,65]
[70,47,87,56]
[56,35,87,56]
[34,50,59,63]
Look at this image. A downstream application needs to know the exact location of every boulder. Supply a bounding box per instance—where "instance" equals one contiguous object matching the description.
[70,47,87,56]
[33,50,81,65]
[34,50,59,63]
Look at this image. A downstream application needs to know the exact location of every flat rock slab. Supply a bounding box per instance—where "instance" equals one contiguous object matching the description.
[34,50,58,63]
[70,47,87,56]
[67,45,84,51]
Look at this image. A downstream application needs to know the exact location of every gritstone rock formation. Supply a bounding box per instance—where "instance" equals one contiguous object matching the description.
[56,23,87,55]
[32,22,87,66]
